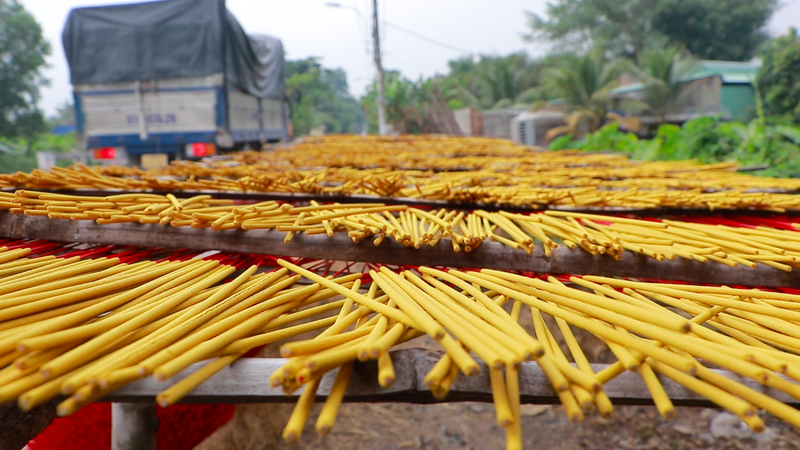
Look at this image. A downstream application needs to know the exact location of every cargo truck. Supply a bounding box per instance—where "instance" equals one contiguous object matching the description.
[63,0,289,166]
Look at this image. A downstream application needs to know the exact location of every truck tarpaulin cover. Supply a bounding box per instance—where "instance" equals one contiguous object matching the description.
[62,0,285,99]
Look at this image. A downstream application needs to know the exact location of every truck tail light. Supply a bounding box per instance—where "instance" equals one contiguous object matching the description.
[93,147,117,159]
[187,143,216,158]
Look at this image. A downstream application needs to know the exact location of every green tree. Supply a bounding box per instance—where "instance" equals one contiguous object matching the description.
[0,0,50,139]
[48,100,76,128]
[524,0,663,61]
[632,45,697,124]
[757,29,800,124]
[525,0,776,61]
[361,72,461,135]
[361,71,426,134]
[443,53,547,110]
[652,0,776,61]
[543,50,629,132]
[285,58,365,136]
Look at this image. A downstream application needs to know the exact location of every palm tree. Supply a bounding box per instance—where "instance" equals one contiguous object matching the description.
[634,45,697,125]
[543,50,632,134]
[444,53,544,110]
[476,53,539,109]
[362,72,461,135]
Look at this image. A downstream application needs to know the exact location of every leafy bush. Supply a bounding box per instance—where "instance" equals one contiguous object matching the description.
[0,132,77,173]
[552,116,800,177]
[757,28,800,124]
[0,132,76,154]
[29,132,77,153]
[285,58,365,136]
[0,154,37,174]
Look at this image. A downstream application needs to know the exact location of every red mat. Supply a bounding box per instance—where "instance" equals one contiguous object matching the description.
[28,403,235,450]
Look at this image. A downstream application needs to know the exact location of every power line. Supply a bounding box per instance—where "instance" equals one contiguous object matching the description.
[383,21,473,55]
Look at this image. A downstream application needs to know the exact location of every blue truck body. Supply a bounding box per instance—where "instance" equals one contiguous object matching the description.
[64,0,289,164]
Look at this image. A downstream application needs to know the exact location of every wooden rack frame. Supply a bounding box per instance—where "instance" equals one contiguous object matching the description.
[5,188,799,215]
[106,348,800,407]
[2,200,799,449]
[0,212,797,288]
[6,349,798,450]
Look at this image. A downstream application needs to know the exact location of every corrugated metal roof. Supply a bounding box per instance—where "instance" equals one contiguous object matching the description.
[612,84,646,95]
[611,60,760,95]
[694,60,760,83]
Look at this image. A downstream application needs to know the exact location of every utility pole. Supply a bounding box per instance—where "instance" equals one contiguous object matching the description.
[371,0,389,136]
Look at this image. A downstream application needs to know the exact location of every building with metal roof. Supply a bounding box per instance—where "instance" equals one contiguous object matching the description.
[611,60,760,130]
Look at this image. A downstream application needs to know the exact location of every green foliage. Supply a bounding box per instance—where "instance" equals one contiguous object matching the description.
[547,134,575,151]
[47,101,76,128]
[0,154,36,174]
[558,117,800,177]
[384,73,429,134]
[575,122,642,152]
[358,53,556,134]
[652,0,776,61]
[544,51,620,108]
[285,58,365,136]
[523,0,662,60]
[441,53,549,110]
[651,117,740,161]
[631,45,697,123]
[0,132,76,173]
[32,132,77,154]
[524,0,775,61]
[757,29,800,124]
[352,2,783,138]
[361,72,447,135]
[542,50,631,131]
[0,0,51,140]
[0,132,75,154]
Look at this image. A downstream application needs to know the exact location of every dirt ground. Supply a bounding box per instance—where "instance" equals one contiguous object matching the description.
[195,402,800,450]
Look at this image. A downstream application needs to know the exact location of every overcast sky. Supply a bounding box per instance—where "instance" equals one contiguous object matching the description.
[20,0,800,116]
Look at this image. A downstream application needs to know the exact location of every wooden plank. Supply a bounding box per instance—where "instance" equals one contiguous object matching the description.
[737,164,770,172]
[105,349,800,407]
[0,212,796,287]
[4,189,797,215]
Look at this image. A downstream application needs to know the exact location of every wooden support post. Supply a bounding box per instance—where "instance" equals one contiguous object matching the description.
[112,403,158,450]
